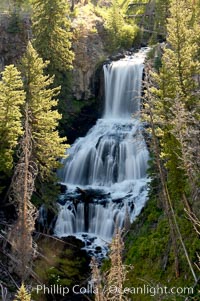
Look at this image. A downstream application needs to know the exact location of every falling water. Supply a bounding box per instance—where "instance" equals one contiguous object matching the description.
[54,49,149,246]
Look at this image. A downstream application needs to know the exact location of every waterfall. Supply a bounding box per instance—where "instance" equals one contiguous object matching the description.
[104,56,144,119]
[54,48,149,244]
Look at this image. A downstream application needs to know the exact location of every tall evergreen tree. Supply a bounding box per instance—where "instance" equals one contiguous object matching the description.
[20,42,69,178]
[143,0,200,279]
[154,0,170,35]
[104,0,124,50]
[161,0,199,106]
[0,65,25,174]
[150,0,200,198]
[32,0,74,73]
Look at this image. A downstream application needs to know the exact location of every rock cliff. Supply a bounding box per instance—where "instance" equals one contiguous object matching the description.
[71,4,108,100]
[0,6,107,102]
[0,13,30,71]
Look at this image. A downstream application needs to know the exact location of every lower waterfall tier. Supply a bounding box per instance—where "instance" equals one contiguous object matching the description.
[54,178,148,242]
[54,119,149,241]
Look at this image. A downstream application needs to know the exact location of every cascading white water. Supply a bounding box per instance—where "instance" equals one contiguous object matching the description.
[54,49,149,244]
[103,56,144,119]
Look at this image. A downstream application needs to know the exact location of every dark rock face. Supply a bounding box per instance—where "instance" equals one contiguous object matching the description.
[0,14,30,71]
[64,100,103,144]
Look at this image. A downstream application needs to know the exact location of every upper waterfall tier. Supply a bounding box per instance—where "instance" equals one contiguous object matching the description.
[103,57,144,119]
[58,49,149,187]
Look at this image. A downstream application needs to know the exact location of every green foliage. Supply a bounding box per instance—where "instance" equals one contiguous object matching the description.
[146,46,162,71]
[32,0,74,73]
[14,283,31,301]
[104,0,124,51]
[33,238,90,300]
[120,23,139,48]
[126,0,149,14]
[149,0,200,197]
[161,0,200,104]
[136,2,200,298]
[104,0,138,51]
[47,248,88,287]
[125,197,200,301]
[12,0,26,8]
[31,0,74,140]
[0,65,25,173]
[7,13,23,33]
[32,174,60,210]
[154,0,170,34]
[20,42,69,178]
[0,1,31,12]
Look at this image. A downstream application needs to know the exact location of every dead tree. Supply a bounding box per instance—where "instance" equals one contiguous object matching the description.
[8,104,38,281]
[91,229,131,301]
[105,228,129,301]
[91,257,105,301]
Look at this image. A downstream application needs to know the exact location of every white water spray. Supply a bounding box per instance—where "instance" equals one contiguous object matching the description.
[54,49,149,244]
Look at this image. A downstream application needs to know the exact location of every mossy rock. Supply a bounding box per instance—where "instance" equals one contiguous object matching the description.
[33,236,91,301]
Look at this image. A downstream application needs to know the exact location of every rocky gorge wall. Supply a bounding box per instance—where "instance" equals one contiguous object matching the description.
[0,6,108,103]
[0,13,30,71]
[71,4,108,101]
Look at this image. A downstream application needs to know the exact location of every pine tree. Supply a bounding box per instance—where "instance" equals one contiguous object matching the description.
[161,0,199,106]
[0,65,25,174]
[104,0,124,51]
[14,283,31,301]
[143,0,200,280]
[150,0,200,199]
[154,0,170,34]
[32,0,74,73]
[143,66,198,282]
[20,42,69,178]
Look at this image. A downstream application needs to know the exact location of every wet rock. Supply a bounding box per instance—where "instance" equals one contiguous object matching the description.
[62,236,85,249]
[109,53,125,61]
[95,246,102,253]
[104,59,112,65]
[57,198,66,206]
[60,183,67,194]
